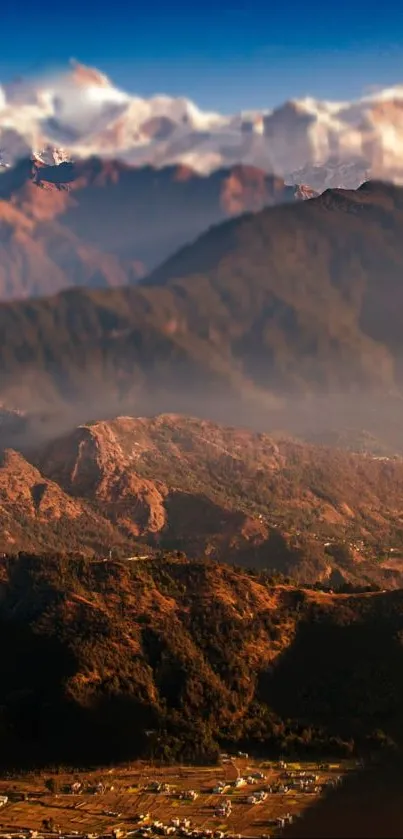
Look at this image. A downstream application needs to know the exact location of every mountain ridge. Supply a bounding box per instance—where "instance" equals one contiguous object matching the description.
[1,412,403,589]
[1,180,403,451]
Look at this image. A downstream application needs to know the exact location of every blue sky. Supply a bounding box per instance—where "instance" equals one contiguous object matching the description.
[1,0,403,110]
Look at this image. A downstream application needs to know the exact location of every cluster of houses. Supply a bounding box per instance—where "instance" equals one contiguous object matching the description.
[62,782,109,796]
[0,822,242,839]
[277,768,342,796]
[147,784,171,795]
[143,785,198,801]
[213,770,274,804]
[0,830,231,839]
[214,770,266,798]
[144,785,199,802]
[130,818,239,839]
[286,770,320,790]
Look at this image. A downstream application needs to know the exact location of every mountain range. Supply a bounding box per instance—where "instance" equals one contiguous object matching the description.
[3,68,403,779]
[6,57,403,796]
[3,60,403,189]
[2,164,403,589]
[0,157,314,299]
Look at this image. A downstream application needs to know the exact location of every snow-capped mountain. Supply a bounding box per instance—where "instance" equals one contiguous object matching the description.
[2,59,403,188]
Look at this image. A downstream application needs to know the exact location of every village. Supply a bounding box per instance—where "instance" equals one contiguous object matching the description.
[0,757,352,839]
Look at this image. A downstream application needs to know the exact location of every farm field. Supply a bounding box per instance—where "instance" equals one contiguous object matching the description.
[0,758,355,838]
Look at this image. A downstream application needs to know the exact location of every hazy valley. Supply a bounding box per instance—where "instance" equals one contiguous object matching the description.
[0,157,314,300]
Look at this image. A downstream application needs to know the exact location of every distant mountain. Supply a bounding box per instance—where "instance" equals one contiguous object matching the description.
[3,60,403,188]
[144,178,403,390]
[0,157,314,299]
[1,180,403,419]
[0,194,131,300]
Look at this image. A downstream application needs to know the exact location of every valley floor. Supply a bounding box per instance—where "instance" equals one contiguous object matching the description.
[0,758,353,839]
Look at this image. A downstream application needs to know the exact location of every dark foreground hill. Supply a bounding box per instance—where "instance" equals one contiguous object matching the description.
[1,553,403,768]
[1,181,403,446]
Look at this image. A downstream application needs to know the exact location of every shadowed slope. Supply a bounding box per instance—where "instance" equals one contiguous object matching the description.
[1,181,403,417]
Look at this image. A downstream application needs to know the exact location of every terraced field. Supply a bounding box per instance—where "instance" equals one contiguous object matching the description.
[0,759,353,837]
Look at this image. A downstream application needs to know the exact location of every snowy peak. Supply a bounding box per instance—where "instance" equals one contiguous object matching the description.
[67,58,114,88]
[3,59,122,104]
[2,62,403,189]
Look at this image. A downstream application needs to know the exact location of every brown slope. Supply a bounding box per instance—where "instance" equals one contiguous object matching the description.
[0,446,135,555]
[0,157,315,299]
[1,553,403,767]
[29,413,403,586]
[0,180,403,424]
